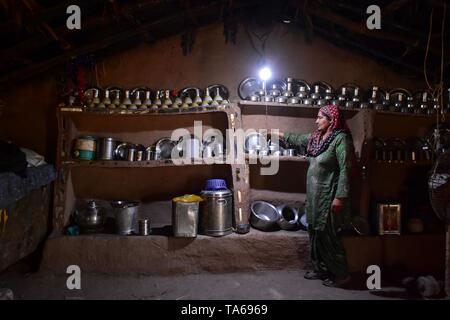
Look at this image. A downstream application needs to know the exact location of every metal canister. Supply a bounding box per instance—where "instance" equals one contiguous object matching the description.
[74,135,96,160]
[172,195,203,237]
[111,200,139,235]
[96,137,116,160]
[200,188,233,237]
[138,219,151,236]
[145,146,156,160]
[127,146,136,161]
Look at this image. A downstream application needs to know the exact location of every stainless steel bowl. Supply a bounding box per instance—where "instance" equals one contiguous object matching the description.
[276,96,288,103]
[250,201,280,231]
[351,215,370,235]
[250,94,260,102]
[276,205,299,230]
[287,97,300,104]
[155,137,176,159]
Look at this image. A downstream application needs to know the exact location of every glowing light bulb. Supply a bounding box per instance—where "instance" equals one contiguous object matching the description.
[258,67,272,81]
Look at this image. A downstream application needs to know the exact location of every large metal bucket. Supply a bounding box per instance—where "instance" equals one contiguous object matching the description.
[111,201,139,235]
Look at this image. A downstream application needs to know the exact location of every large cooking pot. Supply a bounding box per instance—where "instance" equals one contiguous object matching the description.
[250,201,280,231]
[200,186,233,237]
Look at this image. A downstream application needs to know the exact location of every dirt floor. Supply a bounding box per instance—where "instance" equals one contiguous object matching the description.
[1,267,442,300]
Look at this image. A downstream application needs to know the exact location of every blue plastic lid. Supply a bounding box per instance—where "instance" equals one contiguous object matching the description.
[205,179,227,190]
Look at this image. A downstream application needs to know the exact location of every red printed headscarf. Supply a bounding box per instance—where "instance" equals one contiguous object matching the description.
[307,105,350,157]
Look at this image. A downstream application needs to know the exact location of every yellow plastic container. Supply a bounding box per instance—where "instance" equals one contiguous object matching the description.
[172,195,203,237]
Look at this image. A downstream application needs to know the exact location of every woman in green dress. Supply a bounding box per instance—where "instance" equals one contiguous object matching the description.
[278,104,353,287]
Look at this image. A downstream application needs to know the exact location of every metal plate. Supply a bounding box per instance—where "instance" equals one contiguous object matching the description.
[179,87,203,99]
[266,79,287,91]
[312,81,334,97]
[131,86,151,98]
[389,88,412,100]
[338,83,360,97]
[104,86,124,99]
[238,77,261,100]
[413,90,432,103]
[366,87,386,101]
[291,79,311,94]
[84,86,103,101]
[206,84,229,100]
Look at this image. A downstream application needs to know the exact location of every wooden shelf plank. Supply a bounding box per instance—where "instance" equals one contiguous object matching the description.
[245,155,308,163]
[370,160,433,166]
[59,104,234,116]
[239,100,442,119]
[61,158,229,168]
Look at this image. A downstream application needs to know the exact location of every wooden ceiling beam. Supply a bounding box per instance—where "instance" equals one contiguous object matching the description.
[0,0,259,87]
[0,0,104,34]
[383,0,414,16]
[312,24,433,79]
[0,0,175,68]
[304,2,449,58]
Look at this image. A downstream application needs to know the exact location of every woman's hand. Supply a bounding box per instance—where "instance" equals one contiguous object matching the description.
[331,198,344,214]
[267,131,284,141]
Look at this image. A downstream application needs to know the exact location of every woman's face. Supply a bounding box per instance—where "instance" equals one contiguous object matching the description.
[315,111,332,131]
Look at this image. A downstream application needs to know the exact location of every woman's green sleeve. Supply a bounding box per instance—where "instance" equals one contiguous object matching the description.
[284,132,311,149]
[335,134,353,198]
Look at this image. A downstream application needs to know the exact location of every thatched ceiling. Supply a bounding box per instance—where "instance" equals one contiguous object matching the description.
[0,0,449,88]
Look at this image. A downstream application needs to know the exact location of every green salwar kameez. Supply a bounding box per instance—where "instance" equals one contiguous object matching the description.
[285,131,353,278]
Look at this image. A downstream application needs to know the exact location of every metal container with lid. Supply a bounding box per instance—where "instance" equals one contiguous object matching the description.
[172,194,202,237]
[200,187,233,237]
[96,137,117,160]
[74,135,96,160]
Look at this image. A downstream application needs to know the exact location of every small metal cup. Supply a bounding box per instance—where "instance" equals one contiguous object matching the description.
[127,148,136,161]
[283,149,297,157]
[138,219,151,236]
[136,150,143,161]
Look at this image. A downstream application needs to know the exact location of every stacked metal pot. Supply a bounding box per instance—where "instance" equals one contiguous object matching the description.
[238,77,450,115]
[74,84,230,113]
[73,134,225,162]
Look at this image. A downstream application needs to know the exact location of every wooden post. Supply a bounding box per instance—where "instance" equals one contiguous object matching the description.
[446,225,450,296]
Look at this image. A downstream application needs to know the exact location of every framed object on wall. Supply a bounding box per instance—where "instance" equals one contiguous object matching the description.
[377,203,401,235]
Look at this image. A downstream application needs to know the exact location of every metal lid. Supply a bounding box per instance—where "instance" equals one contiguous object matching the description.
[79,135,96,140]
[111,200,139,208]
[173,194,203,203]
[200,189,232,197]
